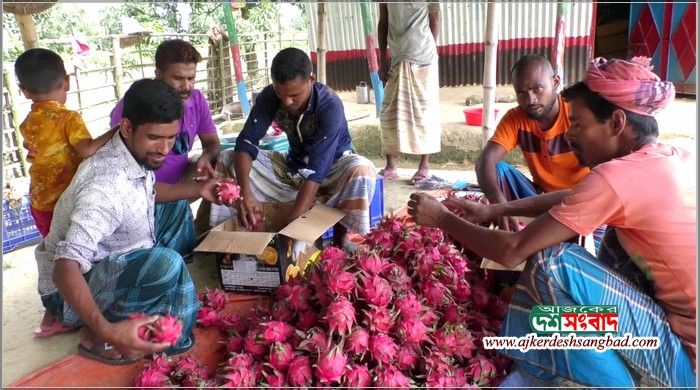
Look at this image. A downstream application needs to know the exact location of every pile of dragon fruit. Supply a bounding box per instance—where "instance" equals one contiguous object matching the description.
[134,212,512,388]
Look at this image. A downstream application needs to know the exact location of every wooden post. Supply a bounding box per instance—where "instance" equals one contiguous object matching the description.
[3,67,29,177]
[112,36,124,100]
[552,1,569,90]
[73,65,83,109]
[218,37,226,109]
[15,14,39,50]
[482,2,501,148]
[317,2,327,84]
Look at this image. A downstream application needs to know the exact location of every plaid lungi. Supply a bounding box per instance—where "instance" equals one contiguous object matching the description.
[42,201,199,353]
[498,231,696,388]
[380,60,441,155]
[211,148,377,234]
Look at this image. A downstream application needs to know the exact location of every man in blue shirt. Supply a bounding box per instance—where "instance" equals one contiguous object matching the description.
[216,48,377,249]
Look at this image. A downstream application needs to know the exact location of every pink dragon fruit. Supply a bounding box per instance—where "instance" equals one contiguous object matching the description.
[180,366,210,388]
[224,352,255,370]
[395,315,430,346]
[315,343,348,384]
[288,284,313,311]
[420,307,441,328]
[466,355,499,387]
[433,262,459,287]
[426,371,459,388]
[441,304,466,325]
[171,355,200,381]
[373,365,413,389]
[196,306,220,328]
[325,271,357,297]
[342,364,372,388]
[364,229,396,258]
[224,333,244,354]
[314,288,334,308]
[396,345,420,371]
[262,369,287,390]
[297,327,329,354]
[267,342,295,372]
[149,314,183,345]
[471,283,491,311]
[270,300,295,323]
[422,349,454,375]
[326,296,356,336]
[414,246,441,279]
[287,355,314,387]
[134,368,171,388]
[355,250,386,276]
[368,333,399,366]
[217,312,242,335]
[217,180,241,204]
[467,310,492,332]
[452,324,476,359]
[319,245,347,264]
[220,366,258,388]
[453,279,472,303]
[345,326,370,358]
[363,305,396,334]
[488,295,507,320]
[376,214,406,235]
[201,287,228,311]
[143,353,174,376]
[394,291,423,318]
[274,284,293,301]
[420,278,453,308]
[319,247,347,277]
[296,310,319,332]
[358,275,393,307]
[382,263,412,292]
[259,321,294,345]
[243,330,267,359]
[432,324,457,355]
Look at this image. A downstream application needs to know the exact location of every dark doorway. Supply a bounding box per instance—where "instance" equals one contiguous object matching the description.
[594,2,631,60]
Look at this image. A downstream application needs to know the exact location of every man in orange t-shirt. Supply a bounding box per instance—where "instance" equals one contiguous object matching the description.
[409,57,695,388]
[476,54,589,232]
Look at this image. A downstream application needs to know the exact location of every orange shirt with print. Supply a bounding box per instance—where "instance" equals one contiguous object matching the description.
[550,143,697,362]
[20,101,92,211]
[489,95,589,192]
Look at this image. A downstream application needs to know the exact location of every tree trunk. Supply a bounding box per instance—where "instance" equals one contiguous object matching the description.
[15,14,39,50]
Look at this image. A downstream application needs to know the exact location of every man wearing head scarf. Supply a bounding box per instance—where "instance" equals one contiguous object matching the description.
[407,57,696,388]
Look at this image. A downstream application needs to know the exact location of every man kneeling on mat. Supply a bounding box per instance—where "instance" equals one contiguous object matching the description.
[35,79,222,365]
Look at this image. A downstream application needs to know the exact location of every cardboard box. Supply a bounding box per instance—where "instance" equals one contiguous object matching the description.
[195,203,345,294]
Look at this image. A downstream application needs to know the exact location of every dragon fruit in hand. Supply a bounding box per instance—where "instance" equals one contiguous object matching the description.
[217,180,241,204]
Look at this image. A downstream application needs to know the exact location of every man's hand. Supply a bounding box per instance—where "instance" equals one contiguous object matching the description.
[407,192,450,228]
[193,155,217,181]
[442,197,491,225]
[487,199,521,232]
[378,58,391,83]
[198,178,223,205]
[237,193,263,230]
[99,315,171,359]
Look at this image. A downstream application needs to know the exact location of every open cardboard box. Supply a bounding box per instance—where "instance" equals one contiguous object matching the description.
[479,217,533,272]
[195,203,345,294]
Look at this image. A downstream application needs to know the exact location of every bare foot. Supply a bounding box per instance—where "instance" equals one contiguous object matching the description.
[378,168,400,181]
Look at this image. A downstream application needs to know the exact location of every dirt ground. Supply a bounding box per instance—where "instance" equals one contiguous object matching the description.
[1,85,696,386]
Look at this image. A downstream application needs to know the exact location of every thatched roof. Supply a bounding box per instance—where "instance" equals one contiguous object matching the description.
[2,0,57,15]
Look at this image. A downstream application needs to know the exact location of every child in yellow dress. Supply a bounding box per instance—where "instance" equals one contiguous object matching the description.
[15,48,118,337]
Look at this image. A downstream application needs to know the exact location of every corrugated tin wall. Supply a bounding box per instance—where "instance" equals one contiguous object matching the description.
[306,1,594,91]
